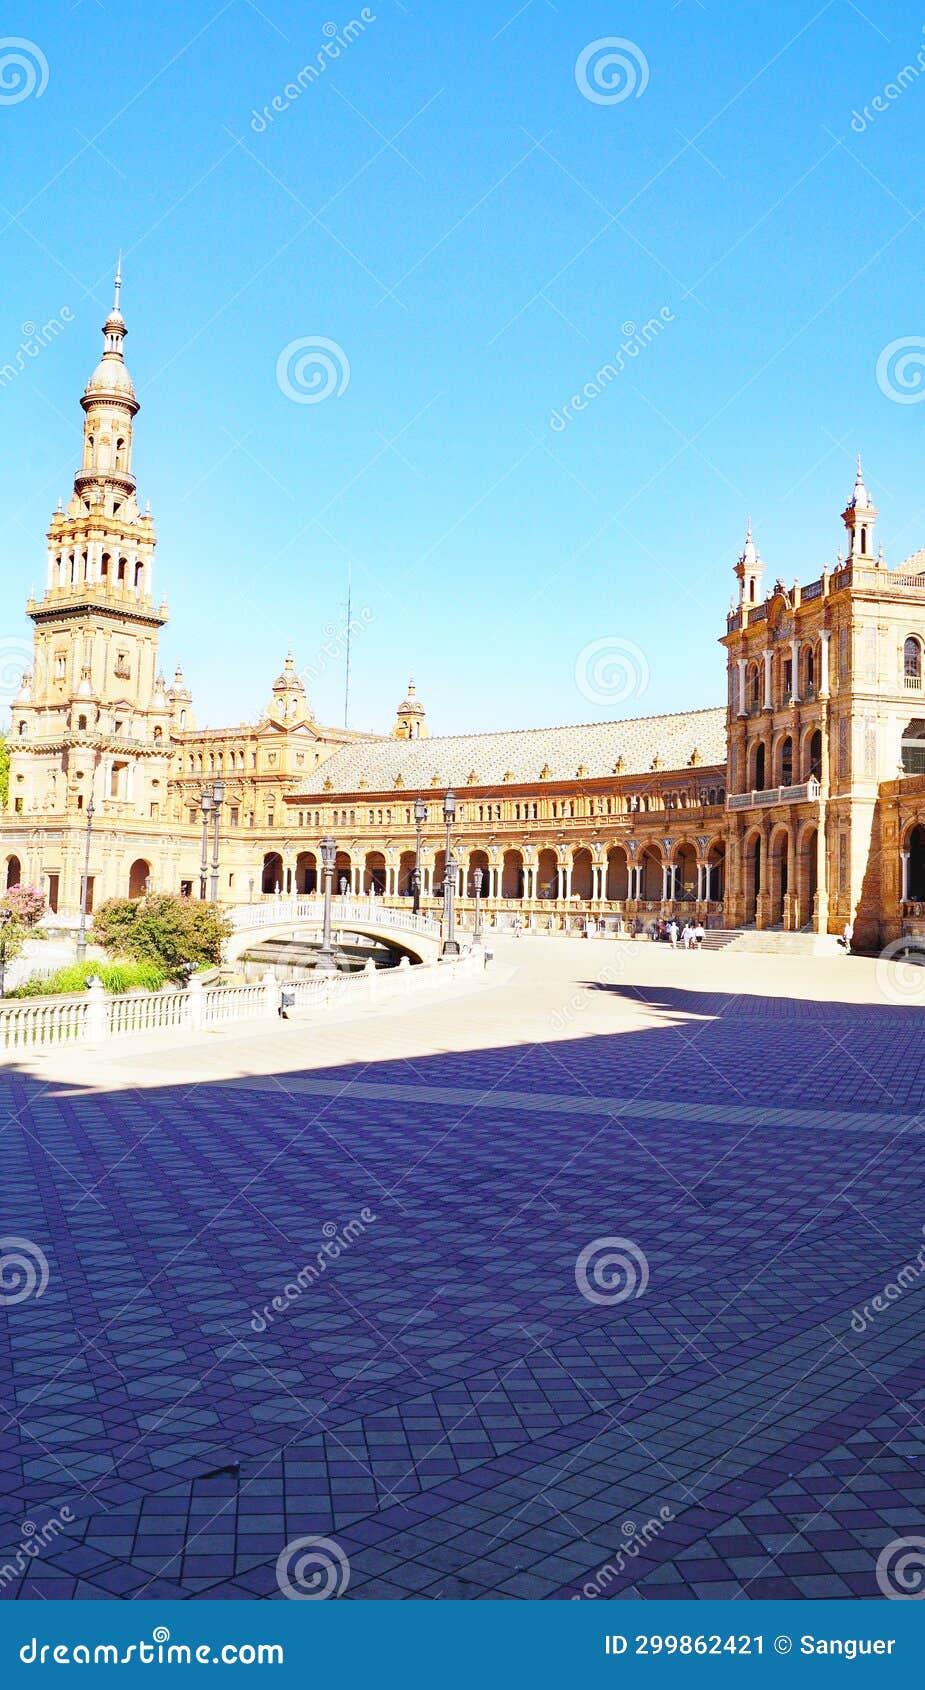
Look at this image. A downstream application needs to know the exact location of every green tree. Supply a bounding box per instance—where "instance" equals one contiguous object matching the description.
[0,736,9,810]
[0,915,26,995]
[91,893,232,980]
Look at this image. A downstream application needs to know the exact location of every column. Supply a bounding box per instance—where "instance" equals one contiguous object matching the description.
[562,862,571,900]
[763,648,773,710]
[737,657,747,717]
[786,830,797,929]
[790,637,800,704]
[819,628,831,697]
[901,850,910,902]
[661,862,669,901]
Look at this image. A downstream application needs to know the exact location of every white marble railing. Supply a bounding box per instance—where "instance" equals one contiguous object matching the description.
[228,896,441,936]
[0,951,484,1058]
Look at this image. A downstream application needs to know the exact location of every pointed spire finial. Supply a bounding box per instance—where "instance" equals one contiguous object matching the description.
[114,252,122,312]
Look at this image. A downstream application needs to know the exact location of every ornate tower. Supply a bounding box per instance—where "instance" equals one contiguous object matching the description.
[842,456,878,562]
[734,520,763,608]
[392,678,428,739]
[7,268,172,826]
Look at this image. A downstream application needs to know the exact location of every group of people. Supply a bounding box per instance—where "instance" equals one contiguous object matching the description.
[655,917,706,950]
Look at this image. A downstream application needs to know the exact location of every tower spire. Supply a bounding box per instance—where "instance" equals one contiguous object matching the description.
[842,455,877,562]
[113,252,122,313]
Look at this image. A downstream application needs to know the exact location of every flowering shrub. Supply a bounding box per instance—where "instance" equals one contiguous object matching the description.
[1,885,47,926]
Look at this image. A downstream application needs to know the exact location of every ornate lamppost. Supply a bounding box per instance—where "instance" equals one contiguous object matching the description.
[199,786,213,900]
[412,794,426,914]
[473,865,483,945]
[442,788,459,956]
[316,835,338,973]
[76,796,96,964]
[209,777,225,903]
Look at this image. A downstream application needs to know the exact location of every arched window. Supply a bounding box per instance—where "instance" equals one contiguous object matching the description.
[805,646,815,696]
[780,736,793,787]
[747,664,760,712]
[807,729,822,780]
[754,742,766,791]
[901,718,925,774]
[904,637,922,690]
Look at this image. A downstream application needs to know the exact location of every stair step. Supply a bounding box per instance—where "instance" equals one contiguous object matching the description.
[700,929,842,957]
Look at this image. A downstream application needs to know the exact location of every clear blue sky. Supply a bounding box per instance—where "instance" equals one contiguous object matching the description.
[2,0,924,735]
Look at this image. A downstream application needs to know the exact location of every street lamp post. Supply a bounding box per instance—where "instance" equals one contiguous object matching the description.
[199,787,213,900]
[412,795,426,915]
[0,908,12,998]
[209,777,225,903]
[473,866,483,945]
[76,797,96,964]
[316,835,338,973]
[442,788,459,956]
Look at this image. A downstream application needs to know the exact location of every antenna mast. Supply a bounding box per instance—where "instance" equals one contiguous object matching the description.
[343,564,352,729]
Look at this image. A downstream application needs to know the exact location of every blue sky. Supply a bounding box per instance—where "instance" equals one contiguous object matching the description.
[2,0,925,735]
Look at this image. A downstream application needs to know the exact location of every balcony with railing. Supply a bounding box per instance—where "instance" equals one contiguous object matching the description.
[727,776,821,811]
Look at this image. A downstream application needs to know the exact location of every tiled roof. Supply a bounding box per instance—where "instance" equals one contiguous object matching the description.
[296,706,727,795]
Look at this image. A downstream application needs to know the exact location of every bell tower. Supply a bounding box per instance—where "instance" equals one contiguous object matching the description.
[9,266,171,824]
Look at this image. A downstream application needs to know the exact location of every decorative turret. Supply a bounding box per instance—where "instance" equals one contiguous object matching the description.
[392,677,428,740]
[842,456,878,562]
[734,519,764,607]
[167,662,193,729]
[265,650,310,727]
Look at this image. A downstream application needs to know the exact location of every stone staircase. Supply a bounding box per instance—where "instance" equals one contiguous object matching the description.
[701,927,843,957]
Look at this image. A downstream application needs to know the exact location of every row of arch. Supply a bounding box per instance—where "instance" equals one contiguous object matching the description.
[261,842,727,902]
[745,728,822,793]
[739,824,819,927]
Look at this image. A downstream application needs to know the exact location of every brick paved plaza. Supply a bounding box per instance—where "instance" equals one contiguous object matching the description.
[1,940,923,1600]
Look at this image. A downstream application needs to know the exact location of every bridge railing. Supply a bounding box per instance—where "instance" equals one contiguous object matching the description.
[228,897,441,937]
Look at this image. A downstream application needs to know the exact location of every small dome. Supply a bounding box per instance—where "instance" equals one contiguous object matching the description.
[85,355,135,397]
[398,677,424,715]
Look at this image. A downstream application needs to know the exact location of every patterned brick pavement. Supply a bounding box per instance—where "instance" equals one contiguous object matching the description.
[1,966,923,1600]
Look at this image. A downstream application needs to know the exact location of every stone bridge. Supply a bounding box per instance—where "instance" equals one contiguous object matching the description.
[225,897,444,965]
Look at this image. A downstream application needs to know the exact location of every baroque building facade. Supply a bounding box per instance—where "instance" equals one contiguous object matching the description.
[3,287,925,951]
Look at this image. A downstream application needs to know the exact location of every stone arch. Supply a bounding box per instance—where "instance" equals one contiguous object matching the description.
[364,851,386,894]
[796,823,819,925]
[743,828,762,925]
[296,850,317,894]
[571,847,594,900]
[705,839,725,902]
[128,858,151,900]
[773,730,793,788]
[501,849,524,900]
[335,851,352,895]
[902,822,925,902]
[767,825,790,926]
[262,852,283,894]
[803,725,822,781]
[748,738,767,792]
[746,661,761,712]
[533,847,557,899]
[467,848,491,898]
[672,840,698,902]
[5,855,21,890]
[605,844,629,900]
[398,850,417,897]
[638,842,664,902]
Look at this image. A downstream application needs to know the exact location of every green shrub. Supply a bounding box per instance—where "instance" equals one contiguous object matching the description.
[91,893,232,981]
[8,959,167,998]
